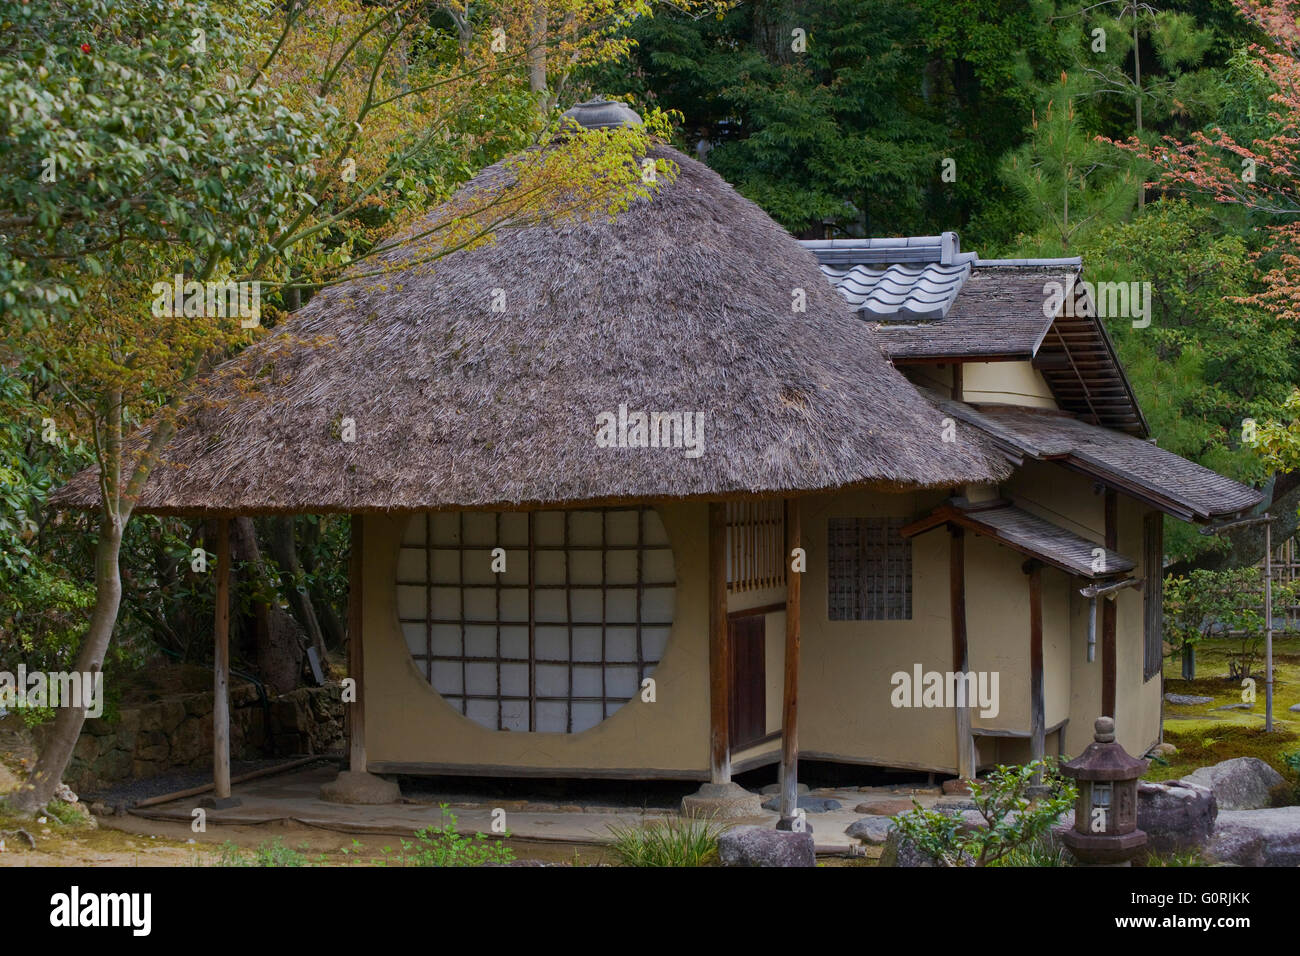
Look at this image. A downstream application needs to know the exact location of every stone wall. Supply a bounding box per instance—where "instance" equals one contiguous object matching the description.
[64,683,344,793]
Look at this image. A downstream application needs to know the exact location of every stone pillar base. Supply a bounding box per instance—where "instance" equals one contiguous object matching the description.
[775,815,814,835]
[680,781,763,818]
[199,796,242,810]
[319,770,402,805]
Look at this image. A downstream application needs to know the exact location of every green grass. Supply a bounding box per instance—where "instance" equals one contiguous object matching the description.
[217,837,323,866]
[1143,848,1208,867]
[1154,636,1300,799]
[606,813,727,867]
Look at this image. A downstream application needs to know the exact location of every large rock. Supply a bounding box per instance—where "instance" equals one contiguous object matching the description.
[718,825,816,867]
[1137,779,1217,855]
[1206,807,1300,866]
[759,782,809,796]
[855,798,916,816]
[1185,757,1288,811]
[760,795,841,813]
[879,826,941,867]
[845,817,895,845]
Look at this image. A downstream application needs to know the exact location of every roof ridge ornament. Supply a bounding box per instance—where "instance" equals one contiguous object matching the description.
[559,97,643,130]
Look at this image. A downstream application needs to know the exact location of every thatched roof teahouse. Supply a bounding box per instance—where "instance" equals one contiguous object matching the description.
[51,102,1263,817]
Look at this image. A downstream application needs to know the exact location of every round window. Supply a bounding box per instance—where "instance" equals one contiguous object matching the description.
[396,507,676,732]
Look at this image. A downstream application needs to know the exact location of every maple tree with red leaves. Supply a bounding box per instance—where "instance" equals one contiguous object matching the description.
[1111,0,1300,324]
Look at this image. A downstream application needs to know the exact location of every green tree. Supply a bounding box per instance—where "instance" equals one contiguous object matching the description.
[0,0,673,815]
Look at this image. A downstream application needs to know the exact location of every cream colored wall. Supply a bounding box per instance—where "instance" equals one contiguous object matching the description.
[967,534,1029,734]
[360,465,1162,777]
[1042,566,1071,730]
[905,363,955,398]
[797,487,964,773]
[1006,462,1161,757]
[1115,497,1164,756]
[362,501,712,777]
[961,361,1057,408]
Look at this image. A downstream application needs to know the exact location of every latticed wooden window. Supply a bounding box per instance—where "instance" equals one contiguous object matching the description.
[726,500,786,593]
[827,517,912,620]
[396,507,676,733]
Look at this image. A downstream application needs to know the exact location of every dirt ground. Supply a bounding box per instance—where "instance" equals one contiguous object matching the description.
[0,808,623,867]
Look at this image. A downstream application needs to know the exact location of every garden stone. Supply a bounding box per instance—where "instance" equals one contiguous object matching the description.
[718,825,815,867]
[1185,757,1288,810]
[1137,779,1217,855]
[1290,703,1300,713]
[1148,742,1178,757]
[1206,807,1300,866]
[934,796,977,811]
[854,798,916,816]
[1214,703,1253,711]
[845,816,895,845]
[879,826,940,867]
[1165,694,1212,706]
[759,782,809,796]
[760,795,841,813]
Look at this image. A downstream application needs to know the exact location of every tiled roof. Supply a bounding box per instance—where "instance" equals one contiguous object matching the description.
[929,396,1263,521]
[820,261,971,321]
[802,232,1147,435]
[901,500,1134,579]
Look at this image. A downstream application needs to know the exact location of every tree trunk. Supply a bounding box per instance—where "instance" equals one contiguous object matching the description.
[7,513,123,813]
[528,2,547,99]
[269,515,329,666]
[300,517,346,650]
[1182,643,1196,681]
[231,517,306,695]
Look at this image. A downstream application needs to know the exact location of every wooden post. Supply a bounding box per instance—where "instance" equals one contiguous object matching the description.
[213,517,232,800]
[778,499,802,827]
[1103,489,1117,718]
[1027,561,1045,787]
[348,514,366,772]
[708,502,730,785]
[1265,519,1274,733]
[949,526,975,781]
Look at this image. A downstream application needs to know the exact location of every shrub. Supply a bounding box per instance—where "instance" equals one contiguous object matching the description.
[893,760,1076,867]
[393,805,515,867]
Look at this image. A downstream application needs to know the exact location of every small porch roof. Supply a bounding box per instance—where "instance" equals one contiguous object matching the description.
[926,394,1263,523]
[901,499,1134,580]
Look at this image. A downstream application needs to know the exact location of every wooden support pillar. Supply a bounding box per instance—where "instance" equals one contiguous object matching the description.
[708,502,730,785]
[1026,561,1045,787]
[1102,489,1117,718]
[348,514,366,772]
[778,498,802,827]
[949,525,975,781]
[213,517,232,800]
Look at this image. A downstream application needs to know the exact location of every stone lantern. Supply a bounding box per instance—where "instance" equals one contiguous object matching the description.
[1059,716,1149,866]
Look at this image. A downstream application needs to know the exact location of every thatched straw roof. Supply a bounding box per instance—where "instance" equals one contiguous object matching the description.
[53,144,1011,516]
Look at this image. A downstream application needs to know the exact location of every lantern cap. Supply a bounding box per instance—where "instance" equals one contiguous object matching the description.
[1060,715,1148,781]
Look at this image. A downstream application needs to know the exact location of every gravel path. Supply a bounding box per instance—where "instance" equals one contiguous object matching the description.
[84,757,337,808]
